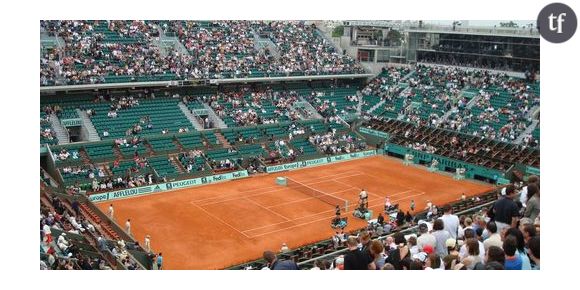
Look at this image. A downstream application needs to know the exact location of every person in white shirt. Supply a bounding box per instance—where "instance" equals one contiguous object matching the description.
[459,228,485,260]
[440,205,460,239]
[519,175,539,207]
[144,235,151,252]
[416,223,436,251]
[125,219,132,236]
[359,189,368,209]
[108,204,114,220]
[280,243,290,253]
[483,221,503,251]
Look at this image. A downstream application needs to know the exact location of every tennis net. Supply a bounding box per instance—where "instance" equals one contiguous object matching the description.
[286,177,349,212]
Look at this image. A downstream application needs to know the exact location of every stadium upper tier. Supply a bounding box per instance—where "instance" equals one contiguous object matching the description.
[39,20,366,86]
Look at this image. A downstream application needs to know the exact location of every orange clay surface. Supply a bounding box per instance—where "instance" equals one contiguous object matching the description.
[96,155,493,269]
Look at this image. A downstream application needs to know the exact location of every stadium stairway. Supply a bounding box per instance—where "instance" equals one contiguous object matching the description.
[356,91,363,115]
[143,142,156,156]
[526,105,540,120]
[437,86,471,123]
[295,98,324,119]
[168,154,186,173]
[49,113,70,144]
[202,103,227,128]
[214,132,231,148]
[79,149,94,165]
[366,98,386,115]
[77,109,101,142]
[515,119,540,145]
[401,69,416,81]
[464,89,483,110]
[112,146,124,161]
[178,102,205,131]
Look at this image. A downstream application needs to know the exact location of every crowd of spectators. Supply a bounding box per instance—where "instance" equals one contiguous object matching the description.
[253,21,365,76]
[260,176,540,270]
[40,20,169,85]
[40,21,365,86]
[441,79,539,144]
[40,196,108,270]
[361,66,410,100]
[53,148,79,161]
[178,150,206,173]
[418,51,539,73]
[309,129,367,155]
[363,65,539,147]
[208,88,301,126]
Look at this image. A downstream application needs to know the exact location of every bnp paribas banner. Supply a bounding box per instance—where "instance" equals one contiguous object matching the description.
[266,150,377,173]
[89,170,248,202]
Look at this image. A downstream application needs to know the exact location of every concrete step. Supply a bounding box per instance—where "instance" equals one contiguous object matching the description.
[514,119,539,145]
[367,98,386,114]
[49,114,70,144]
[178,102,204,131]
[214,132,231,148]
[77,109,101,142]
[202,103,227,128]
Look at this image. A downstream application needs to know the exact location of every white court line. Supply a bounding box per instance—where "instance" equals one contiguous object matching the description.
[333,174,412,199]
[242,187,415,233]
[232,170,362,194]
[191,171,363,204]
[242,195,385,233]
[195,173,365,206]
[266,188,354,209]
[189,201,251,239]
[246,192,427,238]
[244,197,290,222]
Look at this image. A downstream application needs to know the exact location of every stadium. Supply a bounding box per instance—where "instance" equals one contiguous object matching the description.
[39,20,540,270]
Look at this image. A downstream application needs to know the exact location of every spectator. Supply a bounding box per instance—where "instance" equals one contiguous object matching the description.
[521,223,537,245]
[432,219,451,257]
[344,236,374,270]
[503,236,523,270]
[485,246,506,266]
[519,175,539,206]
[417,222,436,251]
[280,243,290,253]
[505,228,531,270]
[461,238,484,270]
[440,205,460,239]
[369,240,386,270]
[527,236,540,270]
[483,221,503,252]
[459,228,485,260]
[523,183,540,222]
[263,250,299,270]
[384,233,411,270]
[485,261,505,270]
[491,185,520,233]
[425,253,443,270]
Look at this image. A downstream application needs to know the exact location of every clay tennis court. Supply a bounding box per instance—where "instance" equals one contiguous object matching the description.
[96,155,493,269]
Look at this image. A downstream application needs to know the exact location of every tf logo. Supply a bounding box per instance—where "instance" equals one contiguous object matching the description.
[538,2,577,43]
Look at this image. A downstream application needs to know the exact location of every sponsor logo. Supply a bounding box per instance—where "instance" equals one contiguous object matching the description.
[110,188,142,199]
[89,193,108,202]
